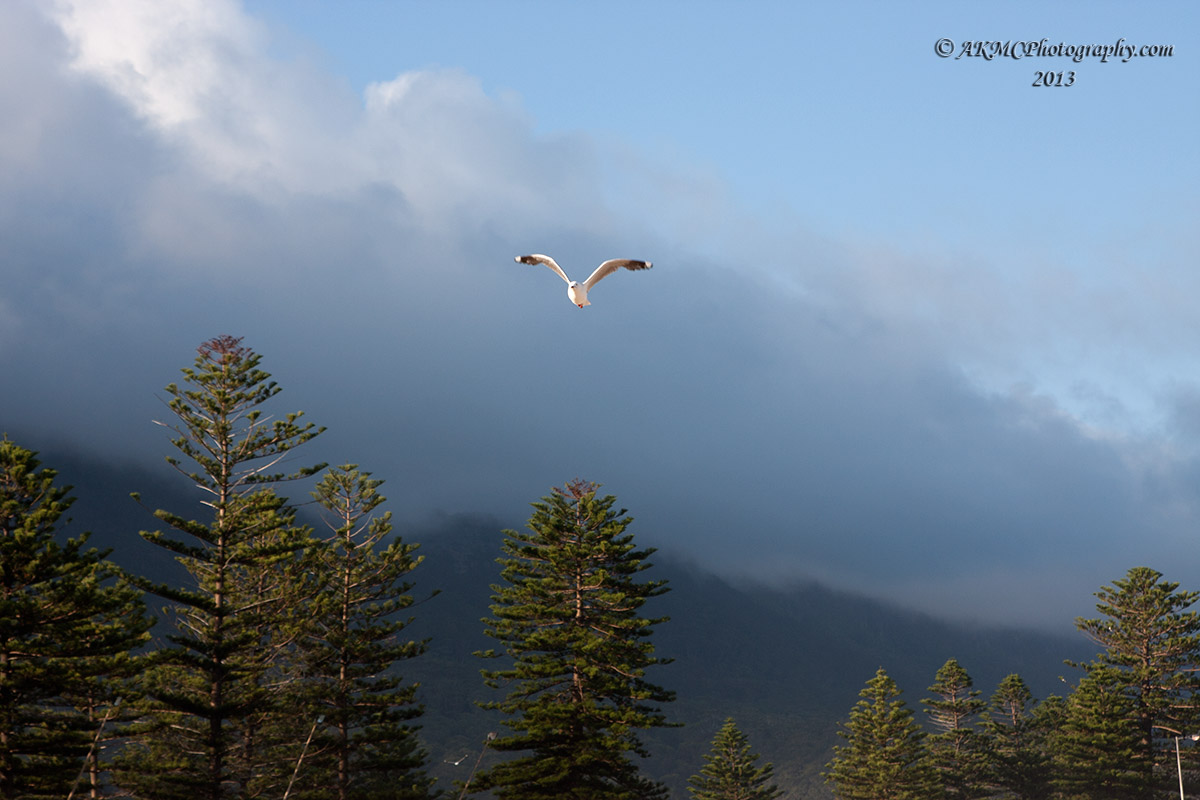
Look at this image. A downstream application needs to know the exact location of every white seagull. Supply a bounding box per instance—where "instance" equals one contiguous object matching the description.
[515,254,652,308]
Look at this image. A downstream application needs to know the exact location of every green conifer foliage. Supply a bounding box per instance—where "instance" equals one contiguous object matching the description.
[286,464,435,800]
[475,479,674,800]
[114,336,324,800]
[687,717,782,800]
[923,658,987,800]
[1074,565,1200,790]
[824,667,938,800]
[0,437,152,800]
[979,673,1052,800]
[1050,664,1144,800]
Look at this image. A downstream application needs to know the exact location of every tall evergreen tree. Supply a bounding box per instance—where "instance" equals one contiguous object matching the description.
[979,674,1051,800]
[114,335,324,800]
[1050,664,1144,800]
[0,436,152,800]
[824,667,939,800]
[285,464,435,800]
[687,717,782,800]
[1075,565,1200,793]
[475,479,674,800]
[923,658,987,800]
[236,502,319,800]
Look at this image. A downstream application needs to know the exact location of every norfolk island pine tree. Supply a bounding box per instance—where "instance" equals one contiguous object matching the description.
[113,336,325,800]
[474,479,675,800]
[0,437,153,799]
[687,717,782,800]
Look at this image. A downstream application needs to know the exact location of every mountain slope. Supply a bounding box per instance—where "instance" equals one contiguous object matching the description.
[32,445,1095,799]
[402,515,1092,799]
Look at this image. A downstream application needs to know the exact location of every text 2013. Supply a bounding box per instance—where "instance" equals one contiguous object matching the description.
[1032,70,1076,86]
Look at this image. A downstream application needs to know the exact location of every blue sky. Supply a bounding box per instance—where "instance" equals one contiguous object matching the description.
[242,0,1197,427]
[2,0,1197,628]
[247,2,1192,237]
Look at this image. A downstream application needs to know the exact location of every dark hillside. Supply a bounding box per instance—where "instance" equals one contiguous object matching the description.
[404,518,1093,799]
[28,444,1095,799]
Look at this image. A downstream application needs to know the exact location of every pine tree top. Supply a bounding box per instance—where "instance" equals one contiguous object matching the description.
[688,717,782,800]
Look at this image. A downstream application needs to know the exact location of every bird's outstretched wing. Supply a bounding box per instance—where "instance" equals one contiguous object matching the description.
[583,258,652,290]
[515,254,571,285]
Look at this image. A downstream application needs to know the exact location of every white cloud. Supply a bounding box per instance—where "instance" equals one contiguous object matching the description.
[50,0,364,197]
[44,0,641,254]
[52,0,259,129]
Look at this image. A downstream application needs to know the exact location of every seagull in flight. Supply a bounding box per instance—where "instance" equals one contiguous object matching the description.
[515,254,652,308]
